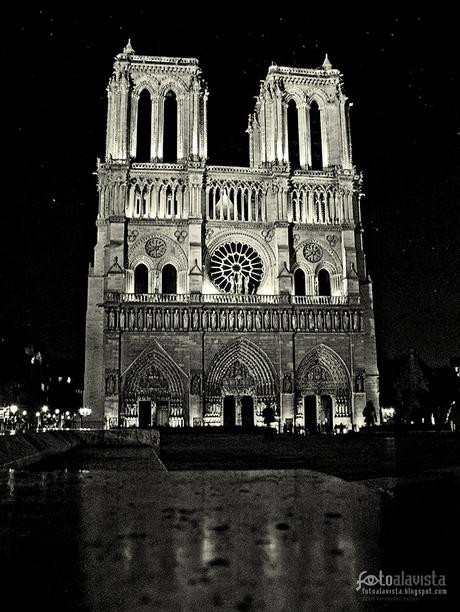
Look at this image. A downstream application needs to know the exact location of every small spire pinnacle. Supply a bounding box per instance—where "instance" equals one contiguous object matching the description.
[123,39,135,55]
[322,53,332,71]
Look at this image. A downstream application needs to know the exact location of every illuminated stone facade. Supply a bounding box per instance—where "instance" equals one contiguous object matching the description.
[84,42,379,431]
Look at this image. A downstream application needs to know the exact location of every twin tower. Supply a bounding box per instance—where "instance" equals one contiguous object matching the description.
[84,42,379,432]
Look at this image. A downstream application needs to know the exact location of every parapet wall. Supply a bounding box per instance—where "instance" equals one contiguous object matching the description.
[0,429,160,469]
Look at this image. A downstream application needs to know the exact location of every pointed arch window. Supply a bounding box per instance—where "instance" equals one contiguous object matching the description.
[318,269,331,296]
[310,101,323,170]
[287,99,300,170]
[162,264,177,294]
[134,263,148,294]
[294,269,306,296]
[166,185,178,217]
[163,90,177,163]
[136,89,152,162]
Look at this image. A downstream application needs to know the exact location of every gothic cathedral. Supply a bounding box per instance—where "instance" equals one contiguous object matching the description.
[83,42,379,432]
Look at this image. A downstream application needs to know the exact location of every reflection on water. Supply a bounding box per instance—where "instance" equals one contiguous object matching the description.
[2,449,458,610]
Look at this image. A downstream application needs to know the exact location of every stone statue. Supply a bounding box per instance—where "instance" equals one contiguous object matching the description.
[119,308,126,330]
[317,310,324,331]
[202,310,209,330]
[211,310,217,330]
[156,309,162,329]
[272,310,279,330]
[353,310,359,331]
[128,309,135,330]
[282,310,289,331]
[165,309,172,329]
[173,309,180,329]
[228,309,235,330]
[291,311,298,330]
[282,373,293,394]
[243,275,250,295]
[191,374,201,395]
[334,310,340,331]
[183,309,189,330]
[255,310,262,330]
[152,270,159,293]
[238,309,244,330]
[137,309,144,329]
[229,276,235,293]
[236,272,243,294]
[146,308,153,330]
[106,374,116,396]
[108,310,116,330]
[264,310,270,330]
[308,310,315,331]
[193,309,199,329]
[325,310,332,331]
[220,310,226,330]
[246,310,253,330]
[343,310,349,331]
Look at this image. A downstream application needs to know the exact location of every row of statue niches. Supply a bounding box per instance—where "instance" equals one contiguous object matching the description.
[107,307,361,332]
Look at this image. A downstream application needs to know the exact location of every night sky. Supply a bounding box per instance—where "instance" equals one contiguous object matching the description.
[1,8,459,374]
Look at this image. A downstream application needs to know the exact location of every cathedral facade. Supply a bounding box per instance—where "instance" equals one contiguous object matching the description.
[83,42,379,432]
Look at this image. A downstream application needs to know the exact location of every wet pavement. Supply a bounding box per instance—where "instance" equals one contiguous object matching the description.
[1,444,459,611]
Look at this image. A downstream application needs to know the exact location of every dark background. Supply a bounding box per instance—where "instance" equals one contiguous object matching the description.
[1,8,459,375]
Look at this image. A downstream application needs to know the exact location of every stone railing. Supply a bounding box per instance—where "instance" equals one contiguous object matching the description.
[105,301,362,334]
[105,292,360,307]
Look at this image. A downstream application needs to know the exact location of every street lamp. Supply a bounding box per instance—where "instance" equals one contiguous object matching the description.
[78,407,92,429]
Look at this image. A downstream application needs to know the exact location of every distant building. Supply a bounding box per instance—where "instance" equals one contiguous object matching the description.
[84,43,379,431]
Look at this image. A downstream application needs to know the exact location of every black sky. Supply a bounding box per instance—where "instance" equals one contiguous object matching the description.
[1,8,459,373]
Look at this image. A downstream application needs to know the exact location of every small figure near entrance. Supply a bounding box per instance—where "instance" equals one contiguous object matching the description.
[262,404,276,435]
[363,400,377,428]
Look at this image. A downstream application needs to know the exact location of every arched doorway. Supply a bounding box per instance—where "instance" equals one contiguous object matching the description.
[319,395,333,433]
[294,269,306,296]
[241,396,254,428]
[223,396,236,428]
[122,346,185,428]
[296,345,351,432]
[304,395,317,434]
[138,400,153,428]
[318,269,331,296]
[204,339,279,427]
[162,264,177,294]
[134,263,148,294]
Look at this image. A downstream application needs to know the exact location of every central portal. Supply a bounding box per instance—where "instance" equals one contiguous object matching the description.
[223,396,236,428]
[241,396,254,428]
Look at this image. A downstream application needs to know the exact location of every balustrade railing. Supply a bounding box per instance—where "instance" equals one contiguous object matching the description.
[105,292,360,306]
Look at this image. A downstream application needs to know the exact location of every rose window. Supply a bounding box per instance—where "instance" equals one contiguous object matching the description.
[210,242,263,293]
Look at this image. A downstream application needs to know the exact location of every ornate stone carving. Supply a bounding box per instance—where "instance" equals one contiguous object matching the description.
[145,237,166,258]
[128,228,139,243]
[174,229,187,243]
[105,370,118,396]
[326,234,337,247]
[282,373,293,393]
[303,242,323,263]
[210,241,263,294]
[221,361,255,396]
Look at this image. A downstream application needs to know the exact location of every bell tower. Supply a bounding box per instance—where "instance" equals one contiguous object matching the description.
[248,55,352,170]
[105,40,208,164]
